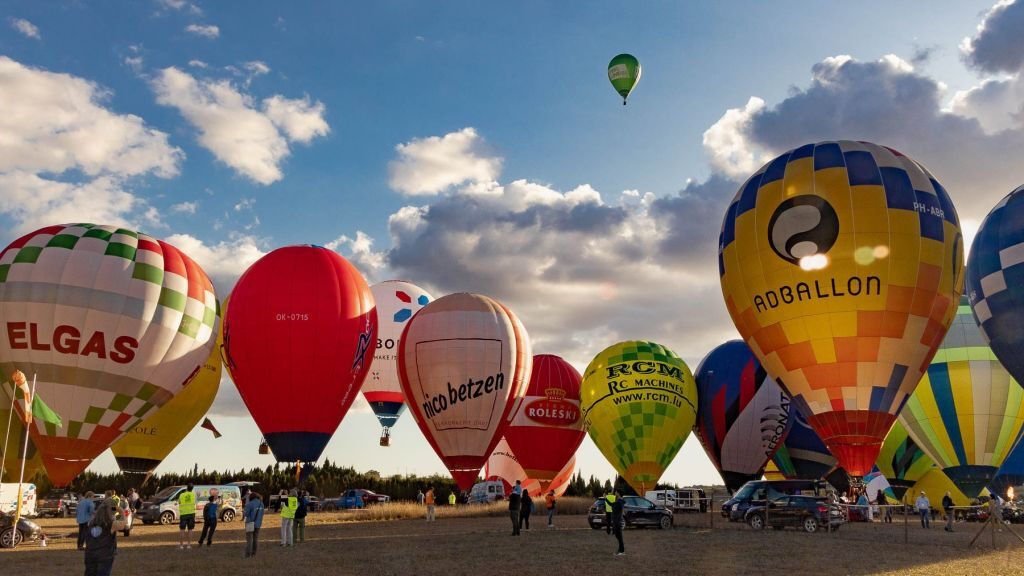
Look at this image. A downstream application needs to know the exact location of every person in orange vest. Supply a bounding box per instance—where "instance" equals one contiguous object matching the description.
[425,487,435,522]
[545,490,557,528]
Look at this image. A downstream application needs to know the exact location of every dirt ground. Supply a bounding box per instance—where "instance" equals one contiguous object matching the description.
[5,511,1024,576]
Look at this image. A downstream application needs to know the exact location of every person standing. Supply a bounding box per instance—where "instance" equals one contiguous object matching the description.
[84,498,125,576]
[178,484,196,550]
[76,491,96,550]
[878,492,892,523]
[198,494,218,547]
[129,489,140,513]
[425,487,435,522]
[520,490,534,531]
[416,490,425,505]
[916,491,930,529]
[293,491,308,543]
[603,490,617,535]
[545,490,556,528]
[448,492,456,507]
[607,489,626,556]
[943,491,955,532]
[508,488,522,536]
[512,480,522,497]
[243,492,265,558]
[279,490,297,546]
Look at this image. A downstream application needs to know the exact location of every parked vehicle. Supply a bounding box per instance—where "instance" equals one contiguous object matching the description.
[0,483,38,516]
[469,480,506,504]
[90,495,134,537]
[744,495,844,533]
[721,480,830,522]
[306,496,320,512]
[587,496,673,530]
[0,510,42,548]
[34,489,74,518]
[139,484,242,525]
[646,488,707,513]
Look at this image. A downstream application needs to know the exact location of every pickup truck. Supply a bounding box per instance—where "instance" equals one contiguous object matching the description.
[36,491,78,518]
[321,489,390,511]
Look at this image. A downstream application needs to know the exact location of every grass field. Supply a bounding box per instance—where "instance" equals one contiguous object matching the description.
[5,504,1024,575]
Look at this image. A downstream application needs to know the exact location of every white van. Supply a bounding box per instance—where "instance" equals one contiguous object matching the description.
[0,483,36,516]
[469,480,506,504]
[646,488,707,513]
[139,484,242,525]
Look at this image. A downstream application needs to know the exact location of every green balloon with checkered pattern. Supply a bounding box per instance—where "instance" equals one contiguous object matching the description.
[0,224,219,486]
[581,340,698,494]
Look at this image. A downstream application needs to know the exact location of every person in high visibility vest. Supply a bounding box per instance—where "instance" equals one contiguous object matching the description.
[178,484,196,550]
[279,489,298,546]
[448,492,456,507]
[602,490,616,535]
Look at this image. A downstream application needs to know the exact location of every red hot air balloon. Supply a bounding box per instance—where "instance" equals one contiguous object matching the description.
[503,354,584,490]
[222,246,376,463]
[398,293,531,490]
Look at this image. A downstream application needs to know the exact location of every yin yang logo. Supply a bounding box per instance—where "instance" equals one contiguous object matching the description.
[767,196,840,266]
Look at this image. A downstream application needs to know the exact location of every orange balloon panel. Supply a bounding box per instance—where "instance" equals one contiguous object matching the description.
[718,141,963,476]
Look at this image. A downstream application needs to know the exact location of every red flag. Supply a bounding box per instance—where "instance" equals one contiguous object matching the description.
[201,417,222,439]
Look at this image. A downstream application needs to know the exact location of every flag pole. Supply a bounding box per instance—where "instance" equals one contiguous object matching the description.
[0,380,15,482]
[12,373,36,545]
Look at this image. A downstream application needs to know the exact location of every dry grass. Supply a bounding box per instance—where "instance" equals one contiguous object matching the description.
[320,497,595,522]
[5,511,1024,575]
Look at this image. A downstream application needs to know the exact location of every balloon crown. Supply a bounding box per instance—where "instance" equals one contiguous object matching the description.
[544,387,566,401]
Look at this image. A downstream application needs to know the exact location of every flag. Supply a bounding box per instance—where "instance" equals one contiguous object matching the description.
[201,417,222,438]
[32,393,62,427]
[11,370,31,424]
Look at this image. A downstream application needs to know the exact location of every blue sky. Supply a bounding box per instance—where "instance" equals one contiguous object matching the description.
[2,0,1024,487]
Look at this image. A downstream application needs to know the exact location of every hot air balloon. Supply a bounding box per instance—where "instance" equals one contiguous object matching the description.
[607,54,641,105]
[771,408,837,481]
[581,341,697,494]
[503,354,584,491]
[398,293,531,490]
[110,308,222,475]
[694,340,792,493]
[718,141,964,478]
[875,420,932,500]
[898,296,1024,498]
[485,437,574,498]
[0,224,219,486]
[0,407,43,482]
[863,469,897,503]
[763,461,786,481]
[990,440,1024,498]
[365,281,432,446]
[222,246,376,463]
[911,468,979,507]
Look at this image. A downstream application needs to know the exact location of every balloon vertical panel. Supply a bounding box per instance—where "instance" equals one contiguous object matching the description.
[718,141,963,477]
[0,224,218,486]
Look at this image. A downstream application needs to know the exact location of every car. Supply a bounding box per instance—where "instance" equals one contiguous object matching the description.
[744,495,844,533]
[139,484,242,526]
[305,496,320,512]
[0,510,42,548]
[646,488,707,513]
[721,480,830,522]
[587,496,673,530]
[35,490,77,518]
[90,495,134,537]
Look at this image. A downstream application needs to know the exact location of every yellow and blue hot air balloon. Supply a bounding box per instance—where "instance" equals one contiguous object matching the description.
[874,421,933,500]
[899,297,1024,498]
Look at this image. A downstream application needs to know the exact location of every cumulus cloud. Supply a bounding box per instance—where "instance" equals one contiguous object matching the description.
[10,18,40,39]
[0,56,182,238]
[950,75,1024,133]
[962,0,1024,74]
[171,201,197,214]
[188,59,208,69]
[151,67,329,185]
[326,230,388,283]
[702,97,769,179]
[164,233,266,290]
[388,128,502,196]
[185,24,219,38]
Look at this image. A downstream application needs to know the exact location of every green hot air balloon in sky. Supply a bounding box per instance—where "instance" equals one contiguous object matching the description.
[607,53,641,105]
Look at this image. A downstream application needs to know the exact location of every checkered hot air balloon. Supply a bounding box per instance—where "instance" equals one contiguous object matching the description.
[719,141,964,478]
[0,224,218,486]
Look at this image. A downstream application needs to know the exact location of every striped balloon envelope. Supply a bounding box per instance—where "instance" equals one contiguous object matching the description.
[719,141,963,477]
[771,408,836,481]
[485,437,574,498]
[694,340,791,493]
[899,296,1024,498]
[0,224,218,486]
[874,420,933,500]
[991,440,1024,499]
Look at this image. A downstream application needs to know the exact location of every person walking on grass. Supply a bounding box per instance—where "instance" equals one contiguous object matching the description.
[293,490,308,543]
[916,491,930,529]
[508,488,522,536]
[198,493,218,547]
[280,489,297,546]
[545,490,556,528]
[520,489,534,531]
[84,498,126,576]
[243,492,265,558]
[425,487,435,522]
[76,491,96,551]
[178,484,196,550]
[943,491,955,532]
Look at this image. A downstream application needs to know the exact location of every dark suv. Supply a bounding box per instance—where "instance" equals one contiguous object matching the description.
[721,480,830,522]
[744,495,844,533]
[587,496,673,530]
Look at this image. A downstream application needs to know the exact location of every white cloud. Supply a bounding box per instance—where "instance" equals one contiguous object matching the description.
[962,0,1024,74]
[164,233,266,290]
[243,60,270,76]
[124,56,144,73]
[234,197,254,211]
[326,230,388,283]
[151,67,329,185]
[188,59,208,69]
[10,18,40,39]
[950,75,1024,133]
[156,0,201,12]
[387,127,502,196]
[702,96,769,179]
[0,56,182,239]
[171,201,197,214]
[185,24,219,38]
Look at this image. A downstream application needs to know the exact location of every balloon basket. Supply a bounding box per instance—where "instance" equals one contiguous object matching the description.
[379,428,391,447]
[258,441,269,455]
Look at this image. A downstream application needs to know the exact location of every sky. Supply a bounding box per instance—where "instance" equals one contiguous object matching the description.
[2,0,1024,488]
